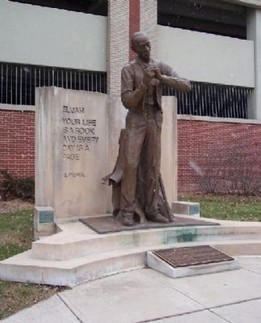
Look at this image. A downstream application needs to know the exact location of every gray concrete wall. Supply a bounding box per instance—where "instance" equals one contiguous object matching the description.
[247,8,261,119]
[157,26,255,88]
[0,0,107,71]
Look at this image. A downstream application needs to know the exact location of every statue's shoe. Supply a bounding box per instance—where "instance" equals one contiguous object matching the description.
[117,212,135,226]
[146,213,169,223]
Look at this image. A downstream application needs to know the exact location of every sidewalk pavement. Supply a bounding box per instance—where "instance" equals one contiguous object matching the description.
[2,256,261,323]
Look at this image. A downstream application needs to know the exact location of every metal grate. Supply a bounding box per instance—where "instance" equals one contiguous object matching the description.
[153,245,234,268]
[0,62,107,106]
[164,81,251,119]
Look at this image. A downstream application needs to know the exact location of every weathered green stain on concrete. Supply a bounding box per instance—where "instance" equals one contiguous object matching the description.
[165,228,198,244]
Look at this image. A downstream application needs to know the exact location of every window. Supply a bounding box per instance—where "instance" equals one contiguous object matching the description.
[164,82,251,119]
[9,0,108,16]
[158,0,246,39]
[0,62,107,105]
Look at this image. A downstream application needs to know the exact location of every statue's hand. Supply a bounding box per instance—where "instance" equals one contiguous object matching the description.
[143,66,156,87]
[153,67,162,81]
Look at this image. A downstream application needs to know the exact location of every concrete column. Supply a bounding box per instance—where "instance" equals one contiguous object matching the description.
[247,8,261,119]
[140,0,158,56]
[107,0,129,96]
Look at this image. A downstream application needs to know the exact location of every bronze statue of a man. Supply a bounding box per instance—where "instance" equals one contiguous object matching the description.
[109,31,191,226]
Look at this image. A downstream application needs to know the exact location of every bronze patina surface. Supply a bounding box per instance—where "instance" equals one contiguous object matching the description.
[103,31,191,227]
[79,216,219,234]
[153,245,234,268]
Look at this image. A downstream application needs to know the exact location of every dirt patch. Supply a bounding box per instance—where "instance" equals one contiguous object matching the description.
[0,199,33,214]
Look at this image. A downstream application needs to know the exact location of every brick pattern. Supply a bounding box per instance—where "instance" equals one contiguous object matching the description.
[129,0,140,61]
[178,118,261,196]
[107,0,129,96]
[2,109,261,199]
[0,110,35,181]
[140,0,158,57]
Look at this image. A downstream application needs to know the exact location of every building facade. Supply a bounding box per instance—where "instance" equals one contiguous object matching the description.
[1,0,261,195]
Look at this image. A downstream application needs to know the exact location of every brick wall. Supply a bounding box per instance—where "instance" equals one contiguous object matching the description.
[1,109,261,198]
[178,117,261,196]
[0,110,35,181]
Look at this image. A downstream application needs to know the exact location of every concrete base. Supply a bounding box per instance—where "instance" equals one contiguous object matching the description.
[34,206,55,239]
[0,216,260,287]
[147,251,240,279]
[172,201,200,217]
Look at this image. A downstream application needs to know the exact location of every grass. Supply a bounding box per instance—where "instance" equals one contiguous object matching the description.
[0,195,260,319]
[180,195,261,222]
[0,208,67,320]
[0,209,33,261]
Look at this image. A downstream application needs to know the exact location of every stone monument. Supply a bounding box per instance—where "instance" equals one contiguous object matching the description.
[34,32,188,237]
[104,31,191,227]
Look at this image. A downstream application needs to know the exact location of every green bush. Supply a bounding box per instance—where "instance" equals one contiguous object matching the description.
[0,170,34,201]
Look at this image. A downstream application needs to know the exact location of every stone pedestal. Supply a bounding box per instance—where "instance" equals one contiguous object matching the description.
[35,88,177,236]
[35,88,108,236]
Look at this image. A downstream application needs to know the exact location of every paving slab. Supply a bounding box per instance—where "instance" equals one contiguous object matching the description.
[1,295,79,323]
[236,256,261,275]
[142,267,261,308]
[59,269,203,323]
[212,298,261,323]
[155,310,228,322]
[3,257,261,323]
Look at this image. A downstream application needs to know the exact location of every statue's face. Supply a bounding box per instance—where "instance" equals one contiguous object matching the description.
[132,35,151,62]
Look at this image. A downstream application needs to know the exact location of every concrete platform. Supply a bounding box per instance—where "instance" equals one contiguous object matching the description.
[0,216,261,287]
[3,256,261,323]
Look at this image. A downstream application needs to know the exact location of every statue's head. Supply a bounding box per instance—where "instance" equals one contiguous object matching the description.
[131,31,151,63]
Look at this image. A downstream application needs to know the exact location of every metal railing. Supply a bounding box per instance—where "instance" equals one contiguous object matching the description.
[164,82,251,119]
[0,62,251,118]
[0,62,107,106]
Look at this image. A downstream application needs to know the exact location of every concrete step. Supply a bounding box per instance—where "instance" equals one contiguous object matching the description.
[31,218,261,261]
[0,238,260,287]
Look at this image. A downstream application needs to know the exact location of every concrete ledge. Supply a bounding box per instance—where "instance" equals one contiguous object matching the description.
[1,219,261,287]
[147,251,240,278]
[30,221,261,261]
[0,239,260,287]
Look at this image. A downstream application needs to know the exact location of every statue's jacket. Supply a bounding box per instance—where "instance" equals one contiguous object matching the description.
[121,57,191,114]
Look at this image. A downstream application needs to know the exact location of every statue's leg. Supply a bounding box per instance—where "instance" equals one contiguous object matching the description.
[144,114,169,223]
[118,114,146,226]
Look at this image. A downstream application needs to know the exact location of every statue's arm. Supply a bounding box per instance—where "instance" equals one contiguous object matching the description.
[121,66,146,110]
[157,63,191,92]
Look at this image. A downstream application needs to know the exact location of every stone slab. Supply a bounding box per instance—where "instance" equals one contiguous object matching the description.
[236,255,261,274]
[147,250,239,279]
[59,269,203,323]
[79,215,218,234]
[1,295,79,323]
[158,310,228,323]
[144,267,261,308]
[212,298,261,323]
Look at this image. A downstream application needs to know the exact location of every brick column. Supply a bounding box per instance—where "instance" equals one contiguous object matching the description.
[140,0,158,57]
[107,0,158,95]
[129,0,140,61]
[107,0,129,96]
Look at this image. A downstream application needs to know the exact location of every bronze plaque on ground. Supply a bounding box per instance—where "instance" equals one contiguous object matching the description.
[153,245,234,268]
